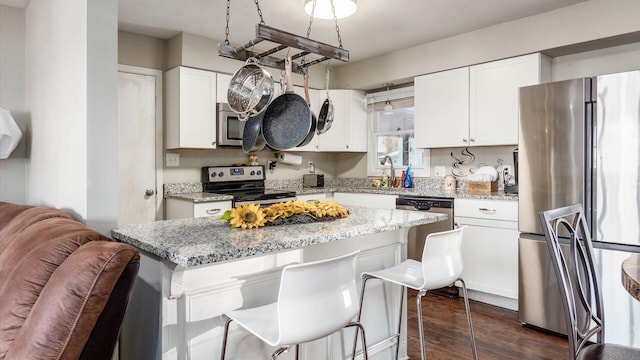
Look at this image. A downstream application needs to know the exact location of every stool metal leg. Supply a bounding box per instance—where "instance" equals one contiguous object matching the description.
[345,322,369,360]
[269,345,290,360]
[352,274,373,360]
[416,290,427,360]
[458,278,478,360]
[395,286,404,360]
[220,317,233,360]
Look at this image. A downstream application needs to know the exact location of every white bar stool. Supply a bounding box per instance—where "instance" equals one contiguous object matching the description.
[220,250,368,360]
[353,227,477,360]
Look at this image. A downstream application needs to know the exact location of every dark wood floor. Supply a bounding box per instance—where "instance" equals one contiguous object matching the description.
[406,289,569,360]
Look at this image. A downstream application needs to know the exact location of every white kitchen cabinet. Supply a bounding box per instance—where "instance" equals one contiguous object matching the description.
[415,53,550,148]
[165,66,217,149]
[315,90,367,152]
[454,198,518,310]
[414,67,470,148]
[333,192,397,210]
[165,198,232,219]
[216,73,231,103]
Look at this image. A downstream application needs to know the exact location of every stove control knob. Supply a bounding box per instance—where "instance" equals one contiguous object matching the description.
[218,172,224,177]
[256,170,262,175]
[210,172,216,178]
[250,171,255,176]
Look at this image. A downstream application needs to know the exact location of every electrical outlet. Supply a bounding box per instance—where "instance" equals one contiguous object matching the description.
[308,161,315,173]
[435,166,446,177]
[166,153,179,167]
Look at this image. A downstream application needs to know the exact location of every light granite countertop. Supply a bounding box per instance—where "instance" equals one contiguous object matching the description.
[293,186,518,201]
[111,206,447,267]
[165,187,517,202]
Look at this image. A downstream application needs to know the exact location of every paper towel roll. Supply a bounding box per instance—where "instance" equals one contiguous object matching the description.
[277,152,302,165]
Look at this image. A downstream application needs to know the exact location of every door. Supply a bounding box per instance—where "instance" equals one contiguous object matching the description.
[595,70,640,246]
[518,78,590,235]
[117,66,163,225]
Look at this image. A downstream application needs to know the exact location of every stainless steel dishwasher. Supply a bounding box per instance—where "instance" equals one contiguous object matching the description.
[396,195,457,297]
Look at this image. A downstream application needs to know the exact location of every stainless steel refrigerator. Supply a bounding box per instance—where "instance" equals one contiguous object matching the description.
[517,70,640,347]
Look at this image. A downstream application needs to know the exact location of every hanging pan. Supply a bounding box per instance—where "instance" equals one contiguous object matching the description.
[317,65,335,134]
[297,71,317,147]
[242,113,266,153]
[262,57,312,150]
[227,57,274,121]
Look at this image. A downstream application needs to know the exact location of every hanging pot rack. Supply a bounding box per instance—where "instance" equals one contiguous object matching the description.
[218,0,350,75]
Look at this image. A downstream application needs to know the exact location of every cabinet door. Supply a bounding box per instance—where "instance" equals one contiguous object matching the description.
[316,90,366,152]
[347,90,367,152]
[414,67,470,148]
[318,90,350,151]
[469,53,542,146]
[166,67,217,149]
[456,217,519,301]
[216,73,231,103]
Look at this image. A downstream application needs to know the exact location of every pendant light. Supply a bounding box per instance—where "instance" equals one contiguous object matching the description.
[383,83,393,115]
[305,0,357,19]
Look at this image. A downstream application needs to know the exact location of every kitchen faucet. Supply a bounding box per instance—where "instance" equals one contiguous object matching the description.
[380,156,395,187]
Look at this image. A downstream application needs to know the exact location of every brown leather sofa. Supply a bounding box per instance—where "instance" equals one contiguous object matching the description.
[0,202,140,360]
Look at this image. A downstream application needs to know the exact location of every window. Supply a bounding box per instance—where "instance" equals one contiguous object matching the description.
[367,86,430,177]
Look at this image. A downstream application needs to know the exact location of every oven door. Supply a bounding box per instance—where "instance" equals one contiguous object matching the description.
[217,104,244,147]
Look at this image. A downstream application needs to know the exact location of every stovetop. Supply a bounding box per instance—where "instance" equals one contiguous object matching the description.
[201,165,296,203]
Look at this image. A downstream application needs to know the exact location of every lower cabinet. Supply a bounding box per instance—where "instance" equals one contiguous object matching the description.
[454,198,519,310]
[165,198,232,219]
[333,192,397,210]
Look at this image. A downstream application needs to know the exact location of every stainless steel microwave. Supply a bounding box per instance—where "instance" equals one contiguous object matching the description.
[217,103,243,147]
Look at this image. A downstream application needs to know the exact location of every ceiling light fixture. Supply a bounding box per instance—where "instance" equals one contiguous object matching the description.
[383,83,393,115]
[305,0,357,19]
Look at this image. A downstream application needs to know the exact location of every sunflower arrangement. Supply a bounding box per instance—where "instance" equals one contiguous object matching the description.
[220,200,348,229]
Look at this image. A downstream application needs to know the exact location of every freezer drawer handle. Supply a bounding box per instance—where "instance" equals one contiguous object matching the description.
[478,208,497,215]
[206,208,222,215]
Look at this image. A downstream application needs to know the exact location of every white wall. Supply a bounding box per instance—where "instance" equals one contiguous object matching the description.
[86,0,118,232]
[0,5,26,204]
[333,0,640,89]
[25,0,118,233]
[552,41,640,81]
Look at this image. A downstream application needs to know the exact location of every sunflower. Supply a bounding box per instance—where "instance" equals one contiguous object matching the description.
[229,203,266,229]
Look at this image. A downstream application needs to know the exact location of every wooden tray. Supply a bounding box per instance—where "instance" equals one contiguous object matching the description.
[466,180,498,194]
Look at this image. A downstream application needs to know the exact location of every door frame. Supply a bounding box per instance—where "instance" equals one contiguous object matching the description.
[117,64,164,221]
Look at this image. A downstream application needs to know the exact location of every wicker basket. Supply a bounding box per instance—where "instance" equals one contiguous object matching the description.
[466,180,498,194]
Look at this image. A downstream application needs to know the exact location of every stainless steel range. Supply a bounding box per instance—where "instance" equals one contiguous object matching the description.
[201,165,296,206]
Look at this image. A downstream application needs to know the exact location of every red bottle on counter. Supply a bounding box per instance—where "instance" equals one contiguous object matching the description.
[401,170,406,188]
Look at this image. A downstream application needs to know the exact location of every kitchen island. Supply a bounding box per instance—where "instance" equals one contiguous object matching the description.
[112,206,446,360]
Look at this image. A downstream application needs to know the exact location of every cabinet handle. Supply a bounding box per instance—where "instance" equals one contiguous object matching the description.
[212,141,216,146]
[478,208,497,215]
[470,138,476,143]
[462,138,468,143]
[206,208,222,215]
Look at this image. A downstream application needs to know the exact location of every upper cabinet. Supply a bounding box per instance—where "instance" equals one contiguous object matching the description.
[415,53,550,148]
[414,67,470,148]
[166,66,217,149]
[216,73,231,104]
[315,89,367,152]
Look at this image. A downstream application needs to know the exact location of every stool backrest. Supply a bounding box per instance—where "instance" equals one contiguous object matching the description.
[421,227,465,289]
[276,251,359,345]
[539,204,604,358]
